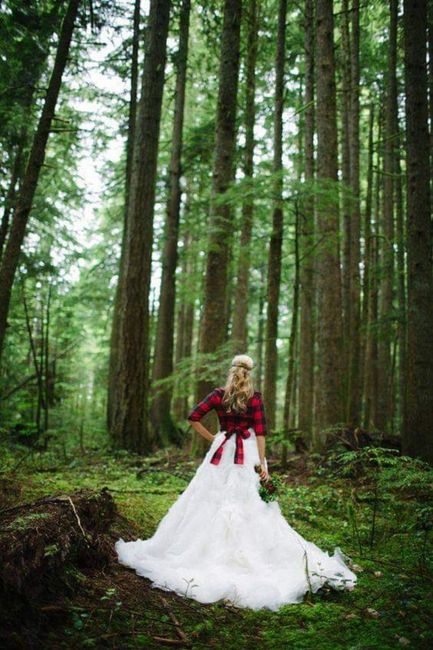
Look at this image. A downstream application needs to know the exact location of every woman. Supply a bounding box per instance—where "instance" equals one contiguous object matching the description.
[115,354,357,611]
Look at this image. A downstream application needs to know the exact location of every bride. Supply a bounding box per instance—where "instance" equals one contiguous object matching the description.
[115,354,357,611]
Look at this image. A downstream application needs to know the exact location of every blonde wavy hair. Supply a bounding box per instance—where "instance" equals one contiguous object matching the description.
[222,354,255,413]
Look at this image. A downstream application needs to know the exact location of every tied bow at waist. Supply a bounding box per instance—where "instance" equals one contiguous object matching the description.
[210,428,251,465]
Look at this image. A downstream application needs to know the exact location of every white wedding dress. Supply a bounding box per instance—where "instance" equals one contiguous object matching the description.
[115,428,357,611]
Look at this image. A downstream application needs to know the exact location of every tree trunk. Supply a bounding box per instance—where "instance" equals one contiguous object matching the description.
[107,0,141,432]
[360,103,374,422]
[0,0,80,362]
[394,120,407,433]
[256,264,266,393]
[232,0,258,351]
[110,0,171,453]
[263,0,287,431]
[282,206,300,467]
[428,0,433,172]
[347,0,361,426]
[298,0,315,443]
[365,106,383,429]
[341,0,351,381]
[0,140,25,262]
[402,0,433,463]
[150,0,191,446]
[172,226,195,421]
[313,0,344,446]
[377,0,397,432]
[195,0,243,448]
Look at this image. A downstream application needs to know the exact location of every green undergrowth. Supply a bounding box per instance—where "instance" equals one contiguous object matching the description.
[1,442,432,649]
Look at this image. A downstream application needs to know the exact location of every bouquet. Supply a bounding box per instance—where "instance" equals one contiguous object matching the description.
[254,463,282,503]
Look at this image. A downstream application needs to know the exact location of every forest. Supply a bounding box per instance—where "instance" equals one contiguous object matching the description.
[1,0,433,648]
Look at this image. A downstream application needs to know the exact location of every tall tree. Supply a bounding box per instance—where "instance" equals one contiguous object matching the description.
[394,119,406,430]
[0,141,24,261]
[107,0,141,432]
[298,0,315,443]
[360,103,374,425]
[263,0,287,431]
[172,226,195,422]
[347,0,361,426]
[194,0,243,428]
[428,0,433,172]
[110,0,171,453]
[377,0,397,432]
[232,0,258,351]
[151,0,191,445]
[314,0,344,445]
[283,205,300,464]
[402,0,433,463]
[341,0,352,377]
[0,0,80,362]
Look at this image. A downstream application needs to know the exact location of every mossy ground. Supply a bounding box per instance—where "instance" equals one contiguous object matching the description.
[1,442,432,649]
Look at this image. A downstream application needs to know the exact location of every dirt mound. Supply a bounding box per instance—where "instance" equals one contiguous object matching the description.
[0,488,118,646]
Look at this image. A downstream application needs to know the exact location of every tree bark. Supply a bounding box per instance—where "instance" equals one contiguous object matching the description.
[377,0,397,432]
[365,106,383,429]
[0,140,25,262]
[282,205,300,467]
[232,0,258,351]
[195,0,243,443]
[0,0,80,362]
[347,0,361,426]
[428,0,433,172]
[402,0,433,463]
[298,0,315,443]
[256,264,266,393]
[172,226,195,421]
[394,120,406,432]
[150,0,191,446]
[341,0,352,380]
[360,103,374,423]
[110,0,171,453]
[313,0,344,446]
[107,0,141,432]
[263,0,287,431]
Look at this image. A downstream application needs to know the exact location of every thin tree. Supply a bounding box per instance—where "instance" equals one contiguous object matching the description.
[347,0,361,426]
[0,0,80,361]
[360,103,374,422]
[364,105,383,429]
[298,0,315,443]
[263,0,287,431]
[232,0,259,351]
[377,0,397,432]
[428,0,433,172]
[341,0,352,376]
[394,119,406,430]
[282,205,300,467]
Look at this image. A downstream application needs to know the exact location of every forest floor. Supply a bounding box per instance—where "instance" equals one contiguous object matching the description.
[1,440,432,650]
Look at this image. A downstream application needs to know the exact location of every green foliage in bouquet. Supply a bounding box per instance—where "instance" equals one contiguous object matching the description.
[254,465,284,503]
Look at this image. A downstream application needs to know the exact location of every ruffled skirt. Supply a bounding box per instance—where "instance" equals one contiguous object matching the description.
[115,429,357,611]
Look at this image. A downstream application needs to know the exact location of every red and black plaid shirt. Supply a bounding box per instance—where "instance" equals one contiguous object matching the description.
[187,387,268,437]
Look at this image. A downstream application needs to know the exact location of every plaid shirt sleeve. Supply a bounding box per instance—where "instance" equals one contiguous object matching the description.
[187,388,220,421]
[252,392,268,436]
